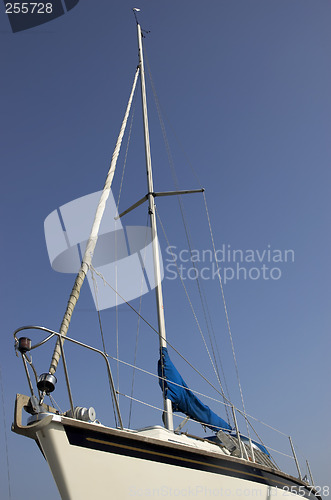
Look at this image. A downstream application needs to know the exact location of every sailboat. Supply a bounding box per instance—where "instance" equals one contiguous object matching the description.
[12,12,322,500]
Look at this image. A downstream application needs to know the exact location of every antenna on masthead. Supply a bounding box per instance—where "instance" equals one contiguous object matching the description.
[132,8,140,24]
[132,8,150,35]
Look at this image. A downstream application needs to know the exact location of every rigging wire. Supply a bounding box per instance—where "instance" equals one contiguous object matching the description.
[91,270,107,353]
[88,270,268,466]
[128,213,150,428]
[154,207,230,410]
[90,93,137,406]
[118,390,291,462]
[145,52,232,425]
[144,51,253,442]
[90,267,119,428]
[83,54,287,454]
[127,290,143,428]
[199,290,233,409]
[0,362,12,499]
[105,352,231,410]
[120,391,231,433]
[115,245,119,403]
[202,191,252,443]
[48,393,63,414]
[144,50,202,188]
[115,94,137,404]
[116,97,136,210]
[89,264,233,410]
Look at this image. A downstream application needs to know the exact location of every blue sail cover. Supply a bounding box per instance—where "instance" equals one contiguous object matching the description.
[158,347,232,432]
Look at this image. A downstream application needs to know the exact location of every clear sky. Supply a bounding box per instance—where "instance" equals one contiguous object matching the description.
[1,1,330,498]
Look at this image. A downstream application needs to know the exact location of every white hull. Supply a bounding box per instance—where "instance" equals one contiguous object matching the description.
[14,405,318,500]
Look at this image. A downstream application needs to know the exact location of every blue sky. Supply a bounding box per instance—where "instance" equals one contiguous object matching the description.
[1,1,330,498]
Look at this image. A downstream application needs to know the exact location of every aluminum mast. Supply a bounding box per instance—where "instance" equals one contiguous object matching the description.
[136,21,174,431]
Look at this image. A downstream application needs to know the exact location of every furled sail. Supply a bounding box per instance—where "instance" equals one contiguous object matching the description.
[158,348,232,432]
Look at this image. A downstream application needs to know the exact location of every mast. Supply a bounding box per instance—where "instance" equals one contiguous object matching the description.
[136,21,174,431]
